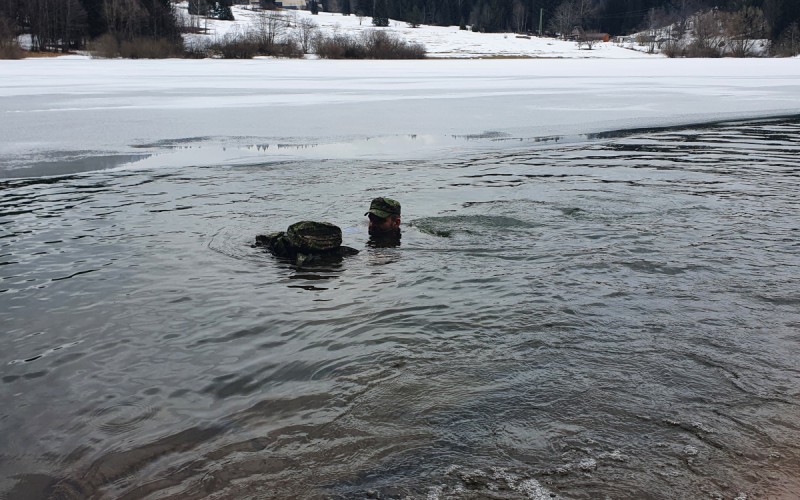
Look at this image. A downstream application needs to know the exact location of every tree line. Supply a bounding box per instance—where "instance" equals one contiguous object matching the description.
[400,0,794,40]
[1,0,799,54]
[325,0,798,48]
[0,0,180,52]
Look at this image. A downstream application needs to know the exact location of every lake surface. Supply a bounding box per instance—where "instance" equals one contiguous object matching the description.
[2,117,799,499]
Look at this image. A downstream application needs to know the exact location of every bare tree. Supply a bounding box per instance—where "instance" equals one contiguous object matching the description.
[511,0,526,33]
[721,6,768,57]
[24,0,86,51]
[104,0,144,40]
[689,10,723,57]
[24,0,50,50]
[661,25,685,57]
[548,0,575,39]
[0,12,22,57]
[643,7,661,54]
[252,9,286,47]
[576,36,596,49]
[574,26,599,49]
[773,21,799,56]
[548,0,596,39]
[573,0,596,25]
[294,16,317,53]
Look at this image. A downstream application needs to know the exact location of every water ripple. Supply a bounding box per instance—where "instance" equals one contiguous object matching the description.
[1,118,800,499]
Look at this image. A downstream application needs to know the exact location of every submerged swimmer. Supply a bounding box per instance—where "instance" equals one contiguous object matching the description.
[365,197,402,247]
[256,198,402,264]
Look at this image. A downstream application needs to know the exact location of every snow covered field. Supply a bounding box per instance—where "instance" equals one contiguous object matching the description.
[178,4,649,59]
[173,4,788,58]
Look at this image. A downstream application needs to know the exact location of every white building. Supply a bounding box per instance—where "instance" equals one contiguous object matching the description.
[276,0,306,9]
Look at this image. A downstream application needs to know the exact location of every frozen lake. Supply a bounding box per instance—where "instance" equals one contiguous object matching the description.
[2,57,800,176]
[2,58,800,499]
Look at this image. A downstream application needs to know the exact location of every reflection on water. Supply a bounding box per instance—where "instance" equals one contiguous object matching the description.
[1,118,800,499]
[0,152,150,179]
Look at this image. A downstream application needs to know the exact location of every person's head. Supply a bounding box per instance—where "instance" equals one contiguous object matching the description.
[365,197,401,235]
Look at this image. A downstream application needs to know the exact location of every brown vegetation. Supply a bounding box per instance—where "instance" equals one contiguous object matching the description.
[89,33,183,58]
[0,15,22,59]
[316,30,425,59]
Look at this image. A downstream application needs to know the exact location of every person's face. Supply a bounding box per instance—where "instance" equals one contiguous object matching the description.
[368,214,401,234]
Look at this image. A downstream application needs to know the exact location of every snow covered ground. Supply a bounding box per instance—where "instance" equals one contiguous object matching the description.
[178,3,651,59]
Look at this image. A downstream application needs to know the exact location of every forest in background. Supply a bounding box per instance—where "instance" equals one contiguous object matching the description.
[0,0,798,57]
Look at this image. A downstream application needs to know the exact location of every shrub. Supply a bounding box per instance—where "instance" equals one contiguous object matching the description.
[183,38,212,58]
[273,40,304,58]
[210,34,260,58]
[90,35,183,59]
[314,33,364,58]
[361,30,425,58]
[0,44,23,59]
[661,40,685,58]
[119,37,184,59]
[0,16,22,59]
[684,41,722,57]
[88,34,120,59]
[315,30,425,59]
[209,32,303,59]
[314,36,345,58]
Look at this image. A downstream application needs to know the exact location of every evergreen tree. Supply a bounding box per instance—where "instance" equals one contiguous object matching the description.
[407,5,422,27]
[209,2,235,21]
[372,0,389,26]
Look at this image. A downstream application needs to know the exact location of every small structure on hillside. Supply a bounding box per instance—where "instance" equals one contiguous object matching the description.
[276,0,306,9]
[570,26,610,49]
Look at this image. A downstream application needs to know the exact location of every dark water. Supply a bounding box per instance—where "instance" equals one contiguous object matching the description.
[2,117,800,499]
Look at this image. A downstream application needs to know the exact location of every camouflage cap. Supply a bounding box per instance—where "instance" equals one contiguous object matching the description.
[365,197,401,219]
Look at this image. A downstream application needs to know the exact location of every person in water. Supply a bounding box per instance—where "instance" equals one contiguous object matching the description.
[365,197,401,247]
[256,221,358,266]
